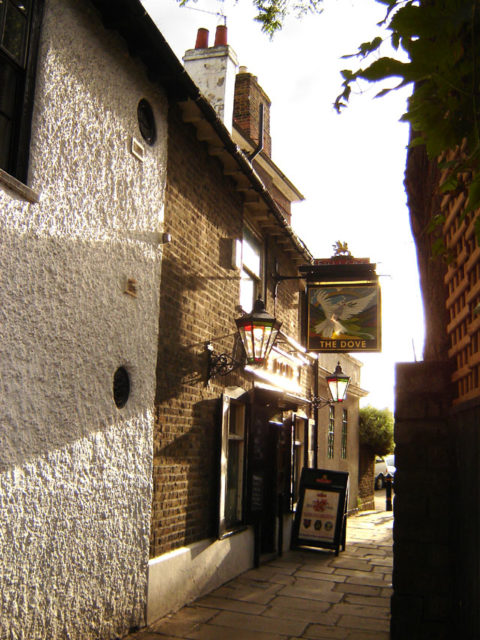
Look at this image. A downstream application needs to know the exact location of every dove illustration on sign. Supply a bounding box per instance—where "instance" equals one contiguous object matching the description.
[310,287,378,339]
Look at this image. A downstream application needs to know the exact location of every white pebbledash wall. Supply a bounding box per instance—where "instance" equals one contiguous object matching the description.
[0,1,167,638]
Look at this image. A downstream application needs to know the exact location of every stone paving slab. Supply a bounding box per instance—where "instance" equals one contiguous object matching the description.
[343,594,391,608]
[278,585,344,604]
[262,604,338,624]
[295,570,347,583]
[189,626,286,640]
[194,595,267,615]
[207,610,307,635]
[126,509,393,640]
[268,595,332,613]
[333,583,383,597]
[329,603,390,620]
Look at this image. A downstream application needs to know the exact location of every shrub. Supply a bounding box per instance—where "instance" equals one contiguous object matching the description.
[359,405,394,456]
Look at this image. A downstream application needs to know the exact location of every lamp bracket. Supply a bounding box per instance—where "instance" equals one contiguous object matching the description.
[206,341,243,382]
[311,395,333,410]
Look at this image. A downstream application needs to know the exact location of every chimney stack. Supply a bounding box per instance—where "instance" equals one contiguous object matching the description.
[183,26,239,132]
[233,69,272,157]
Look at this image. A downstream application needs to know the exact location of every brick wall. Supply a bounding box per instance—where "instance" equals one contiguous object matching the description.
[392,361,454,639]
[452,399,480,637]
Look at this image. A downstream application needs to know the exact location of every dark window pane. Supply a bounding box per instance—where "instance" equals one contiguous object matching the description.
[3,1,28,65]
[0,111,12,170]
[0,57,18,115]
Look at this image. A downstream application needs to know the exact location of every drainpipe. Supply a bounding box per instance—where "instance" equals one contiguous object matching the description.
[249,102,264,162]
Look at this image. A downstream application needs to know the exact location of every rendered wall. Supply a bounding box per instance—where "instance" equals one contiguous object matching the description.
[0,0,167,637]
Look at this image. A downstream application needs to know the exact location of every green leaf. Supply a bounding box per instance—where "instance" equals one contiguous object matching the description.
[432,237,447,258]
[427,214,446,233]
[475,217,480,247]
[358,57,410,82]
[340,69,354,81]
[439,175,459,193]
[465,174,480,213]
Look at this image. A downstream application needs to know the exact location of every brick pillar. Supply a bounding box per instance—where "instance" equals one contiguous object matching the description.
[392,361,454,639]
[358,444,375,511]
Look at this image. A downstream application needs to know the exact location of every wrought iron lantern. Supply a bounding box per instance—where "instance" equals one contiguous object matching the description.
[235,298,282,365]
[326,362,350,403]
[312,361,350,408]
[206,298,281,381]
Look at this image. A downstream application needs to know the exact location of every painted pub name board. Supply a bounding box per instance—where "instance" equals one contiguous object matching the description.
[300,260,381,353]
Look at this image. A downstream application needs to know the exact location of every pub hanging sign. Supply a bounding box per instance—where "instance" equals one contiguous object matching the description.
[301,258,381,353]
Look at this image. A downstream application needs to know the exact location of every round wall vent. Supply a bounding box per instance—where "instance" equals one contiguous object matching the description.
[137,98,156,146]
[113,366,130,408]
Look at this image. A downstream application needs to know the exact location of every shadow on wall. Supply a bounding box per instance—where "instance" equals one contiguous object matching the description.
[0,228,162,470]
[154,255,240,403]
[151,397,220,552]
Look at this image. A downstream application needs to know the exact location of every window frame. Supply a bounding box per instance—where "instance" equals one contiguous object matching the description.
[218,389,248,538]
[291,415,310,511]
[0,0,44,183]
[327,405,335,459]
[341,409,348,459]
[238,226,264,313]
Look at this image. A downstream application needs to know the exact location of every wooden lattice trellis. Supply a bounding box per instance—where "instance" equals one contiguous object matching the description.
[443,187,480,404]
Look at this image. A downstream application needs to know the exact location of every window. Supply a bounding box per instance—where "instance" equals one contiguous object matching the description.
[327,405,335,459]
[219,391,246,537]
[238,228,263,313]
[0,0,43,181]
[341,409,348,459]
[137,98,156,145]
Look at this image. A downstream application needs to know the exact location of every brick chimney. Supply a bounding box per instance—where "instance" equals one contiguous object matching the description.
[183,26,239,133]
[233,67,272,157]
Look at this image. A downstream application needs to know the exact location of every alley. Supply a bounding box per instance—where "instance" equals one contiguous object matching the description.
[129,508,393,640]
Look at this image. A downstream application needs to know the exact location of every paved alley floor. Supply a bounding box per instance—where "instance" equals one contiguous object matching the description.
[129,508,393,640]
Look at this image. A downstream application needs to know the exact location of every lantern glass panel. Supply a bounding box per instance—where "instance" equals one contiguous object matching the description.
[327,376,349,403]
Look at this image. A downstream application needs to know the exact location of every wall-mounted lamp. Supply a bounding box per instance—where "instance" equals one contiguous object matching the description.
[312,362,350,409]
[206,298,281,382]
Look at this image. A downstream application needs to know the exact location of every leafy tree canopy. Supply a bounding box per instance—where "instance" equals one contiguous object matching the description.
[359,405,394,456]
[335,0,480,223]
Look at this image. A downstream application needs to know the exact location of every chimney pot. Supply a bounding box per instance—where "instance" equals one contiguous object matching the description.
[195,28,209,49]
[214,25,227,46]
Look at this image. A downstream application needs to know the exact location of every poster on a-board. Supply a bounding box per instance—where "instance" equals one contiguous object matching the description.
[291,468,349,556]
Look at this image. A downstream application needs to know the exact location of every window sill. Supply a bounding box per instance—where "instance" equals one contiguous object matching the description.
[219,525,248,540]
[0,168,40,203]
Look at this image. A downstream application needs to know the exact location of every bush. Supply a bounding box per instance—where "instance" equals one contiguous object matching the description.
[359,405,394,456]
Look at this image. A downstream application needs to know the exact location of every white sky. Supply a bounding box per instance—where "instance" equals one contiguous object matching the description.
[142,0,425,410]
